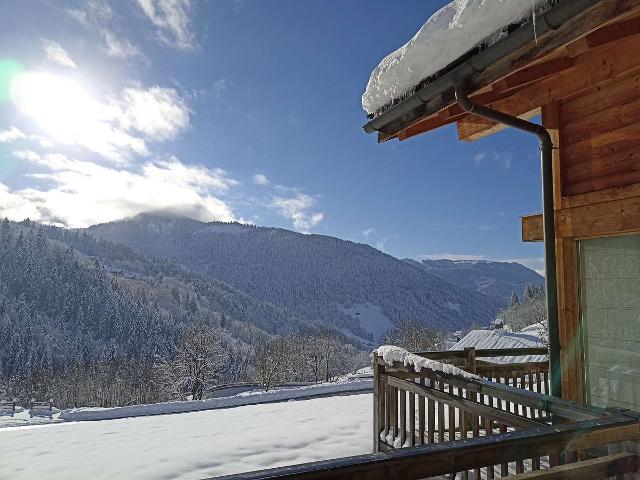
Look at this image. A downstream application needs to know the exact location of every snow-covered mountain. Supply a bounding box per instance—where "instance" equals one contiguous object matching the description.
[88,213,502,340]
[405,258,544,306]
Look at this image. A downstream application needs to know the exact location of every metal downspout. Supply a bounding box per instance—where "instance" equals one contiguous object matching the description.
[453,83,562,399]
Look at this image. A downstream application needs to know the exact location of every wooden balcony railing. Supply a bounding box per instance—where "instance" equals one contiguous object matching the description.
[211,347,640,480]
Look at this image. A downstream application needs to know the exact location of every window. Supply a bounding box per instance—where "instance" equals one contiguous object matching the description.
[579,235,640,410]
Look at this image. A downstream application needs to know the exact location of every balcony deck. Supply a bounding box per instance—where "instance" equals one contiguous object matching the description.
[211,347,640,480]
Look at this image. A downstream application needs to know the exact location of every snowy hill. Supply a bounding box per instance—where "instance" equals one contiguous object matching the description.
[405,258,544,305]
[87,213,502,339]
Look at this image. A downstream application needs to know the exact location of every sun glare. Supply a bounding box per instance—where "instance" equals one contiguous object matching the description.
[10,71,103,145]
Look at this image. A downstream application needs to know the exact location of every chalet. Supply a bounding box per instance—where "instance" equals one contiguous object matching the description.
[215,1,640,478]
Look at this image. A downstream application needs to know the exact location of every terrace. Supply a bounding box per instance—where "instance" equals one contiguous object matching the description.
[215,346,640,479]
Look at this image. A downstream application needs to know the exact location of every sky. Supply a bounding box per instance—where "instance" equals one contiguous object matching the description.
[0,0,545,273]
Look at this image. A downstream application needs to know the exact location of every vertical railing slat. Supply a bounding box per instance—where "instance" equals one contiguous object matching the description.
[409,389,415,447]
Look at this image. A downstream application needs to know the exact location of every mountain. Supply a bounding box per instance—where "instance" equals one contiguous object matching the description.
[0,219,301,387]
[0,219,369,406]
[87,213,502,342]
[405,258,544,305]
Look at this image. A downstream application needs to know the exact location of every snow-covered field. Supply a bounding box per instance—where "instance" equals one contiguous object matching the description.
[0,376,371,427]
[0,393,372,480]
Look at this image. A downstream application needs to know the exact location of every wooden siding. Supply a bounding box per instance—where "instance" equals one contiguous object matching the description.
[560,71,640,196]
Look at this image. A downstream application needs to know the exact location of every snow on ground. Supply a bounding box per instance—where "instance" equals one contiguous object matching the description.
[362,0,551,114]
[0,394,372,480]
[451,329,547,363]
[338,302,394,343]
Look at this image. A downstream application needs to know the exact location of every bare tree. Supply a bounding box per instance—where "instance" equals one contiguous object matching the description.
[154,322,226,400]
[255,337,287,391]
[382,320,445,352]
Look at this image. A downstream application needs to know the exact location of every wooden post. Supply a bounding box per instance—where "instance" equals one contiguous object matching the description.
[465,347,477,374]
[373,353,383,452]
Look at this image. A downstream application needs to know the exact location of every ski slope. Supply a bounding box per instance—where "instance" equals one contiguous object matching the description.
[0,394,372,480]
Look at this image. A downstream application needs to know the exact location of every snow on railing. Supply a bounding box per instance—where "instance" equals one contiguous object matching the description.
[374,345,480,380]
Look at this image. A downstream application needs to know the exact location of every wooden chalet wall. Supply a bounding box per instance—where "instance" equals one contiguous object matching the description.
[390,4,640,405]
[524,28,640,403]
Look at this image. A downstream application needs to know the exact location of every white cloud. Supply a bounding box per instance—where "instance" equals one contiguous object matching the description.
[252,173,269,186]
[137,0,195,49]
[271,193,324,231]
[116,86,190,141]
[362,228,375,238]
[10,72,189,162]
[69,0,146,61]
[0,127,27,143]
[3,151,237,227]
[102,31,144,60]
[212,78,230,97]
[474,151,513,170]
[42,40,77,68]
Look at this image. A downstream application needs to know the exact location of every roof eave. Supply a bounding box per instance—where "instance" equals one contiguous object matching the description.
[363,0,608,142]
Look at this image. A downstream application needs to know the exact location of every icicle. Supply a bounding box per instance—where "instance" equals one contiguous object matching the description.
[532,0,539,44]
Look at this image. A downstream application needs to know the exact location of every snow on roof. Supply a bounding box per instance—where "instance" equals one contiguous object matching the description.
[451,329,547,364]
[362,0,551,115]
[375,345,480,380]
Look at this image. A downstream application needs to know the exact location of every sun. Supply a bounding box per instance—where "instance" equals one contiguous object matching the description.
[9,71,103,145]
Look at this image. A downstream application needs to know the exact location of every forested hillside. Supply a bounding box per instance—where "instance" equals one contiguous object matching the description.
[89,213,502,339]
[0,220,365,407]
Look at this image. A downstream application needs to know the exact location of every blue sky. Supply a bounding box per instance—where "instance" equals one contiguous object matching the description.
[0,0,544,272]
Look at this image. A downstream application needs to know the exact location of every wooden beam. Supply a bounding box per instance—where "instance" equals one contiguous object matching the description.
[505,452,638,479]
[556,194,640,239]
[456,107,540,142]
[522,214,543,242]
[492,56,576,94]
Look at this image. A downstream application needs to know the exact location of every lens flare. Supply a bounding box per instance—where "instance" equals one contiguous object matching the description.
[0,59,24,102]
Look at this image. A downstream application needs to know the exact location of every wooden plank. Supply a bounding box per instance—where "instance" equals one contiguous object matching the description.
[542,101,563,206]
[457,32,640,141]
[560,174,640,209]
[418,373,425,445]
[556,194,640,239]
[492,56,577,93]
[457,107,540,142]
[437,381,445,443]
[427,396,435,444]
[561,70,640,123]
[504,452,638,479]
[485,416,495,479]
[522,214,544,242]
[373,354,383,451]
[416,347,548,359]
[564,169,640,196]
[448,383,455,442]
[563,144,640,181]
[409,390,415,447]
[561,95,640,147]
[400,389,407,447]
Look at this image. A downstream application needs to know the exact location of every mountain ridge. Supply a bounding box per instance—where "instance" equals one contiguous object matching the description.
[87,213,503,340]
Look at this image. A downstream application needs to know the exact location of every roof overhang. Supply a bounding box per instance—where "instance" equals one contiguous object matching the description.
[363,0,640,143]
